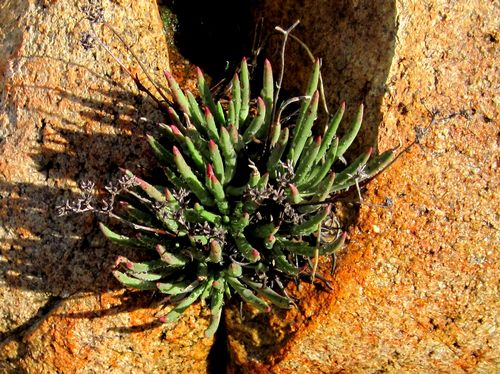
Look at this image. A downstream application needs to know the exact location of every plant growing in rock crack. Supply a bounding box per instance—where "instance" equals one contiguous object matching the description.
[59,12,396,336]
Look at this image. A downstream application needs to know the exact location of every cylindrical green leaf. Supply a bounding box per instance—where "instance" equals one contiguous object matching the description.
[227,262,242,277]
[316,102,345,163]
[168,125,206,173]
[205,279,225,337]
[164,70,190,116]
[295,136,321,186]
[234,232,260,262]
[270,245,299,276]
[267,127,289,178]
[163,282,208,323]
[291,205,330,236]
[336,104,363,160]
[239,58,250,125]
[197,261,208,281]
[287,183,303,204]
[231,211,250,232]
[186,90,206,131]
[302,137,338,191]
[209,240,223,263]
[241,277,291,309]
[289,90,319,165]
[252,222,279,238]
[228,124,243,152]
[220,126,237,184]
[334,148,373,186]
[261,58,274,129]
[156,244,189,267]
[147,134,174,166]
[231,73,241,128]
[115,256,168,273]
[113,270,156,290]
[292,59,321,146]
[278,239,315,257]
[298,172,336,214]
[319,232,347,255]
[157,280,197,295]
[100,222,141,247]
[268,121,281,148]
[173,146,215,206]
[216,101,226,125]
[242,97,266,143]
[197,67,224,124]
[208,139,225,184]
[226,276,270,312]
[362,148,397,178]
[204,107,220,142]
[206,164,229,214]
[185,203,222,225]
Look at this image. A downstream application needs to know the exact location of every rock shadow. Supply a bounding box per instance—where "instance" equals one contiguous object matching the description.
[158,0,256,82]
[0,55,177,324]
[0,53,177,345]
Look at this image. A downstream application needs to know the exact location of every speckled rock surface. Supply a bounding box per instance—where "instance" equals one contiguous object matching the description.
[227,0,499,372]
[0,0,211,372]
[2,290,212,373]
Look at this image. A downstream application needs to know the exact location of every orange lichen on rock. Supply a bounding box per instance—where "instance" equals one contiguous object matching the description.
[2,290,212,373]
[226,0,499,372]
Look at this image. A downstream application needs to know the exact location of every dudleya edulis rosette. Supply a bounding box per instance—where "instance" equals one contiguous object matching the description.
[58,29,396,335]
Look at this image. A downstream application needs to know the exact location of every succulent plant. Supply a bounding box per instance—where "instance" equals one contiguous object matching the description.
[93,57,395,337]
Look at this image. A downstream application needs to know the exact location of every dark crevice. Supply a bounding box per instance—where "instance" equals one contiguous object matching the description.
[158,0,255,82]
[207,312,229,374]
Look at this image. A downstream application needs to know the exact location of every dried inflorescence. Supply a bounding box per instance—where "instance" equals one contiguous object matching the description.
[81,0,105,24]
[57,175,136,216]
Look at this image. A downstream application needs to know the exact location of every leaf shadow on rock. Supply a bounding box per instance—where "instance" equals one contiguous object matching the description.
[53,289,164,332]
[0,56,173,345]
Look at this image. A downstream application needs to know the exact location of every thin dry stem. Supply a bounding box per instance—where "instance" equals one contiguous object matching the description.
[289,34,329,116]
[273,20,301,126]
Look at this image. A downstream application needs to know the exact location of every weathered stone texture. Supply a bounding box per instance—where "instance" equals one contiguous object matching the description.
[2,290,212,373]
[0,0,211,372]
[227,0,499,372]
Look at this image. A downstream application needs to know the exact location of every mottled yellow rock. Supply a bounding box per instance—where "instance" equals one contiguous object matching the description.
[0,0,211,372]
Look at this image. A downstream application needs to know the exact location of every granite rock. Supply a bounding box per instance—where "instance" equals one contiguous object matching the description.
[0,0,212,372]
[227,0,499,372]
